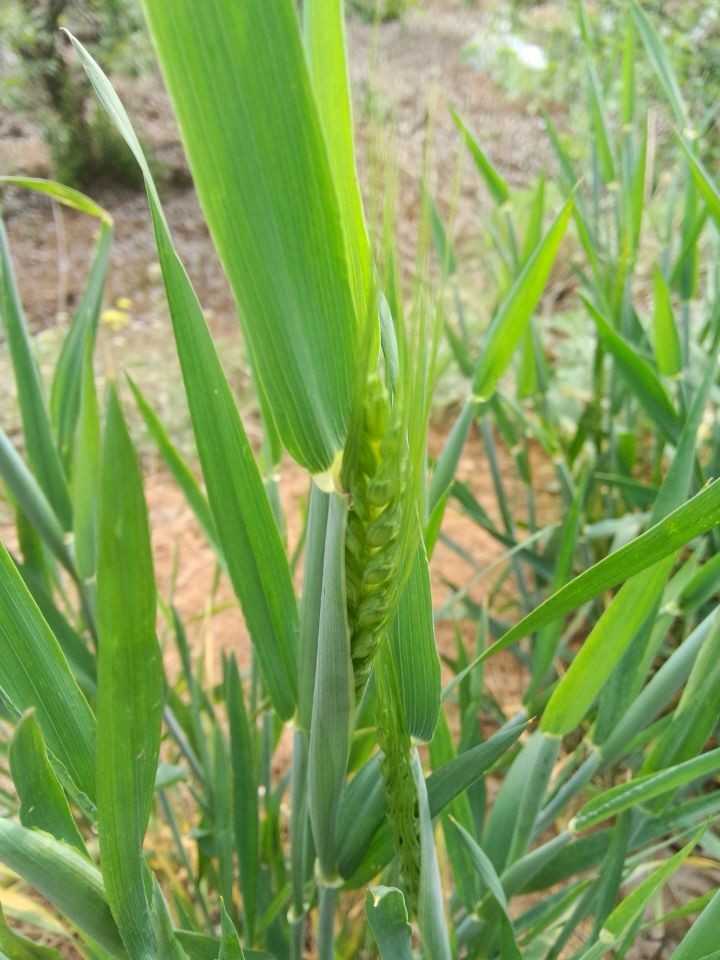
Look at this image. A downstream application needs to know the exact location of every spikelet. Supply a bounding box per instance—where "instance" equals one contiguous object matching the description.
[375,646,420,912]
[344,373,408,697]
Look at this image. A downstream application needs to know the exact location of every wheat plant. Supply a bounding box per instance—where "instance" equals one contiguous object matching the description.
[0,2,719,959]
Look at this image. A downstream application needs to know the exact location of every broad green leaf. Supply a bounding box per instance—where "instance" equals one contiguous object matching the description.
[388,543,441,742]
[68,32,300,720]
[304,0,372,322]
[653,267,682,376]
[365,887,413,960]
[141,0,358,472]
[670,890,720,960]
[0,216,71,529]
[412,751,451,960]
[453,111,510,206]
[571,749,720,832]
[541,556,674,736]
[97,385,164,960]
[473,198,572,400]
[8,712,87,856]
[128,376,219,556]
[0,820,126,958]
[451,477,720,683]
[308,493,353,878]
[0,540,95,802]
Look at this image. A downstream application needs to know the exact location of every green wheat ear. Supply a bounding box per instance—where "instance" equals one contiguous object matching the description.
[345,372,410,697]
[375,643,421,911]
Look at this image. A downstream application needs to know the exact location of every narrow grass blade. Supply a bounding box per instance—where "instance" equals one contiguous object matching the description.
[483,732,558,870]
[448,819,510,918]
[219,901,245,960]
[0,216,71,529]
[473,198,572,400]
[128,376,219,555]
[340,723,525,883]
[0,540,95,802]
[365,887,413,960]
[174,932,269,960]
[679,139,720,228]
[0,428,73,572]
[585,61,616,184]
[211,724,234,919]
[412,751,451,960]
[452,111,510,205]
[8,711,87,856]
[141,0,358,472]
[670,890,720,960]
[308,493,353,879]
[51,221,112,464]
[68,32,300,719]
[423,185,458,275]
[227,656,258,944]
[584,298,679,441]
[452,477,720,680]
[0,176,112,221]
[599,611,715,763]
[630,0,688,127]
[97,385,164,960]
[15,564,96,694]
[642,609,720,774]
[602,832,701,945]
[428,398,477,515]
[541,556,674,736]
[650,341,719,523]
[571,749,720,832]
[72,341,100,583]
[653,268,682,376]
[298,486,330,732]
[528,464,589,697]
[388,543,440,742]
[0,820,126,958]
[0,903,61,960]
